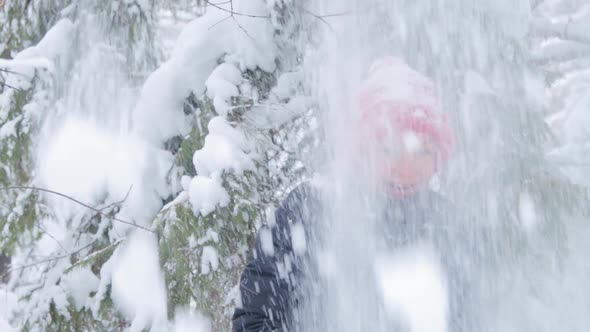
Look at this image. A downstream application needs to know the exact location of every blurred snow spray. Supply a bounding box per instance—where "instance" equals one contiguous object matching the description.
[298,0,590,331]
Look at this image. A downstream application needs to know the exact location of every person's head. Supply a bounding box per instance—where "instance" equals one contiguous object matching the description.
[357,56,453,197]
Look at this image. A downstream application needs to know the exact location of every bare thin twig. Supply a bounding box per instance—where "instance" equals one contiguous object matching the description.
[98,185,134,212]
[303,9,351,31]
[206,0,256,42]
[231,16,256,42]
[37,223,68,255]
[304,8,334,30]
[0,81,25,93]
[206,0,231,5]
[207,1,349,39]
[314,11,351,18]
[208,14,232,31]
[1,239,98,279]
[0,68,28,77]
[0,186,154,233]
[205,0,269,18]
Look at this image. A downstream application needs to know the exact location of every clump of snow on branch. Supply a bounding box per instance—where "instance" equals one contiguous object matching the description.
[200,245,220,276]
[0,18,74,79]
[193,116,255,177]
[136,0,276,219]
[37,117,173,229]
[60,267,100,311]
[132,0,276,144]
[188,175,230,216]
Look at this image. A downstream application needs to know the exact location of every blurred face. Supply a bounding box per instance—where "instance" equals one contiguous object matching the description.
[373,131,437,190]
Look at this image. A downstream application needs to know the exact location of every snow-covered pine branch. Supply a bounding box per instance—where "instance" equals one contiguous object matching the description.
[0,0,315,330]
[531,39,590,66]
[531,16,590,45]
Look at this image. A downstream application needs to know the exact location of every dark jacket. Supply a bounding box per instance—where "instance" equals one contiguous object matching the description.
[231,185,477,332]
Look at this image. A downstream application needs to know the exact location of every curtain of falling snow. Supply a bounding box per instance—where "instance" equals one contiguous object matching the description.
[293,0,590,331]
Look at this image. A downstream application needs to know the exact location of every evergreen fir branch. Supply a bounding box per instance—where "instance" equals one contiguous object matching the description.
[531,17,590,45]
[62,239,123,275]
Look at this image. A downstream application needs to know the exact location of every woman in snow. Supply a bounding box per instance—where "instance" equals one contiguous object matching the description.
[232,57,474,332]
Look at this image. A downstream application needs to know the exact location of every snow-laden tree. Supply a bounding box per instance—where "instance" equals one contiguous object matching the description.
[0,0,73,58]
[0,0,167,330]
[0,0,75,271]
[152,2,318,329]
[531,0,590,184]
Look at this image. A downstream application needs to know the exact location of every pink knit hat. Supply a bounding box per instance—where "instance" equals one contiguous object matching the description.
[357,56,454,169]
